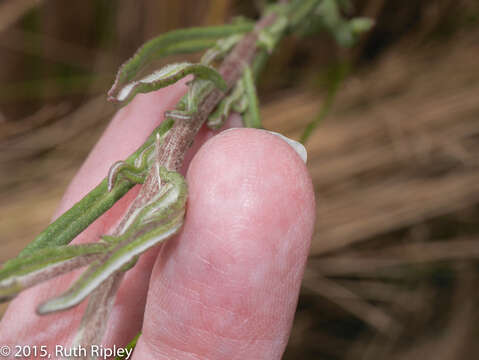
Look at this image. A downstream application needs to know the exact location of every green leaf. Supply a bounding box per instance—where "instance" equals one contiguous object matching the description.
[0,243,108,302]
[109,62,227,105]
[300,62,350,143]
[207,81,245,129]
[288,0,322,30]
[1,244,108,280]
[289,0,373,48]
[37,169,188,314]
[17,119,174,258]
[349,17,375,34]
[241,66,262,129]
[116,332,140,360]
[109,23,253,98]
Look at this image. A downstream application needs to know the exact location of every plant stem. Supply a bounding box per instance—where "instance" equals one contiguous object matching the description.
[161,14,277,172]
[77,10,285,347]
[117,11,281,226]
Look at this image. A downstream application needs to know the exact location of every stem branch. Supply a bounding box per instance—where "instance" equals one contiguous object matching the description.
[119,11,279,223]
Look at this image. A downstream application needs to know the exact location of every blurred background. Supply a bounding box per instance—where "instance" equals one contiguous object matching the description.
[0,0,478,358]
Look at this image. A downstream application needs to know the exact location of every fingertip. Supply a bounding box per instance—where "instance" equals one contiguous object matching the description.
[187,128,316,278]
[135,128,315,359]
[188,127,316,234]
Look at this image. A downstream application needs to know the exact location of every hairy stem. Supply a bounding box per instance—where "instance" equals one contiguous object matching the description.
[117,12,280,229]
[71,5,287,349]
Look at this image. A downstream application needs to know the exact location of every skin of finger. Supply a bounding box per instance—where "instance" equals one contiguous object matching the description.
[133,128,316,360]
[0,83,189,350]
[102,113,244,348]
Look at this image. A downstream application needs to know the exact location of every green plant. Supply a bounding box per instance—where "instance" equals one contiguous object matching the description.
[0,0,372,354]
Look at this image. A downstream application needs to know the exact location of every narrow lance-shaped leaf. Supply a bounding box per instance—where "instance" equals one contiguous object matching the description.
[0,243,109,302]
[300,62,349,143]
[349,17,375,35]
[288,0,322,30]
[37,168,188,314]
[110,62,227,105]
[156,38,217,57]
[16,118,174,258]
[207,80,245,129]
[116,333,141,360]
[37,220,183,314]
[241,65,263,129]
[303,0,374,47]
[109,23,253,98]
[71,273,123,352]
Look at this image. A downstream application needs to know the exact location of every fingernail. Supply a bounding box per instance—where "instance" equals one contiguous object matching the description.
[220,128,308,163]
[264,130,307,163]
